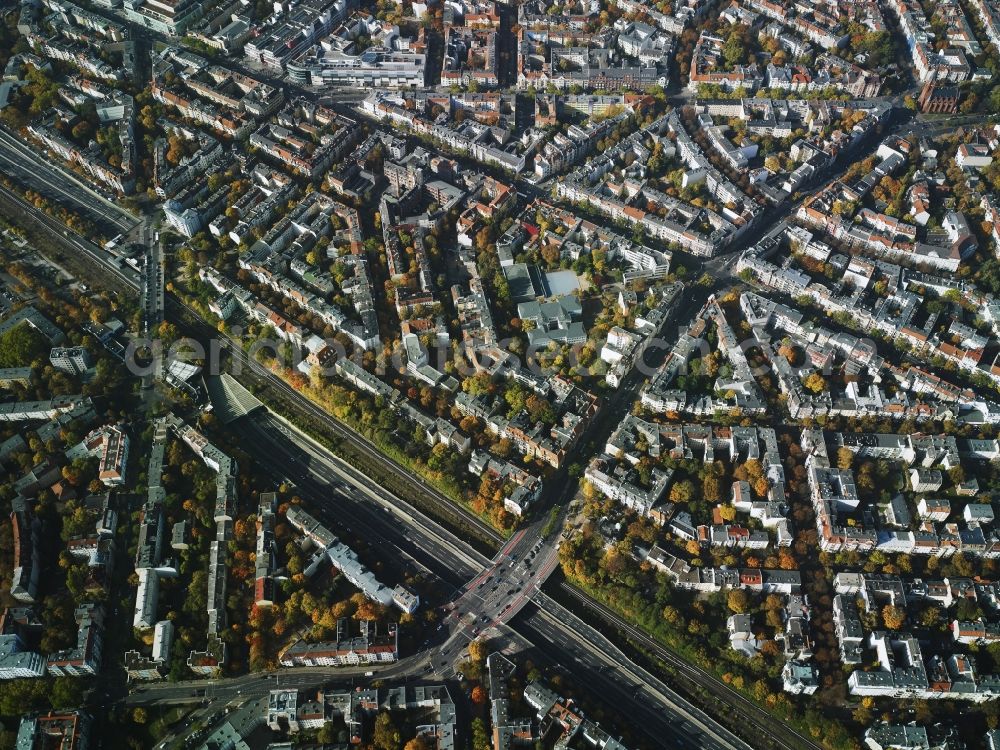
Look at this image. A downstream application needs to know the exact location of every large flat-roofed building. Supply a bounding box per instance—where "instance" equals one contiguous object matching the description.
[123,0,202,35]
[286,16,425,88]
[0,633,46,679]
[244,0,356,70]
[0,307,64,345]
[0,395,89,422]
[98,427,129,487]
[49,347,91,376]
[16,711,91,750]
[290,47,427,88]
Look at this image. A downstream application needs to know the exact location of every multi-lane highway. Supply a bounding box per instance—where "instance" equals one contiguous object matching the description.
[0,126,139,238]
[9,186,796,750]
[557,583,822,750]
[242,410,485,581]
[519,604,751,750]
[1,116,842,750]
[440,502,566,644]
[238,408,759,750]
[222,341,504,548]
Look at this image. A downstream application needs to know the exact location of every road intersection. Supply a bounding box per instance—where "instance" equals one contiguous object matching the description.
[0,89,922,747]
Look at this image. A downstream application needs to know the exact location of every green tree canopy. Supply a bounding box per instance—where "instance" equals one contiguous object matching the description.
[0,322,48,368]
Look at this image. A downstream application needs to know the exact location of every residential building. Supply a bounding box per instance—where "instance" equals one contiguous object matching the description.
[280,619,398,667]
[16,711,91,750]
[49,347,91,375]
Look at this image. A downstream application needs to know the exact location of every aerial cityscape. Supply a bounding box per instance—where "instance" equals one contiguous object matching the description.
[2,0,1000,746]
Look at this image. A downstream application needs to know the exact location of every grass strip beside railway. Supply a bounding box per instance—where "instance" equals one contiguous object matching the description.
[232,364,505,556]
[555,579,854,750]
[1,193,505,553]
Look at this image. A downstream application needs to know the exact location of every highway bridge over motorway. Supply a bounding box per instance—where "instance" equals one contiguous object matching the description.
[0,152,827,750]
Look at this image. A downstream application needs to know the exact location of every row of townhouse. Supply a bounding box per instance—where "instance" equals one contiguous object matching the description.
[752,233,993,383]
[243,0,356,70]
[640,292,769,414]
[334,359,472,464]
[152,119,226,198]
[688,33,763,92]
[442,25,498,88]
[27,99,136,194]
[887,0,971,83]
[468,450,543,516]
[738,286,953,423]
[835,572,1000,647]
[742,0,849,49]
[3,497,117,679]
[969,0,1000,53]
[149,413,237,676]
[286,505,419,613]
[126,417,175,680]
[849,632,1000,701]
[555,178,727,258]
[488,406,589,469]
[40,0,128,39]
[532,108,631,178]
[803,432,1000,556]
[266,683,454,746]
[25,27,120,81]
[249,108,360,180]
[152,83,254,139]
[518,45,667,93]
[204,236,380,354]
[614,0,707,34]
[832,575,1000,701]
[163,182,230,237]
[646,547,803,594]
[668,111,762,229]
[602,285,683,390]
[591,416,791,541]
[361,93,534,173]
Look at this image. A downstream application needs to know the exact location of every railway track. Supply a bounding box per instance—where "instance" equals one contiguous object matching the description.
[559,582,824,750]
[0,183,505,548]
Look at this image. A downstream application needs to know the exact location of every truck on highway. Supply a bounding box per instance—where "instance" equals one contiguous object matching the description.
[364,671,374,677]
